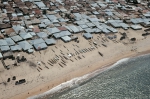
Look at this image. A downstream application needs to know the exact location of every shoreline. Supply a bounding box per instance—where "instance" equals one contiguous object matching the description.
[1,0,150,99]
[11,48,150,99]
[31,50,150,99]
[1,27,150,99]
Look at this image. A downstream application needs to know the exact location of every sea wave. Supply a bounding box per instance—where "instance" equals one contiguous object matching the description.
[27,57,132,99]
[28,74,92,99]
[107,58,131,70]
[111,58,129,67]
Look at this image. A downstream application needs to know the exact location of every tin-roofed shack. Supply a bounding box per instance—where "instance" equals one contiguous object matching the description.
[2,51,13,60]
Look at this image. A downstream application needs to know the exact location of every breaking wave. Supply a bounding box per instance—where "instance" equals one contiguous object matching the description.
[27,57,131,99]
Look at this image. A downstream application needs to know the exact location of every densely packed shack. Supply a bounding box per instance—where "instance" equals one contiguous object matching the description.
[0,0,150,56]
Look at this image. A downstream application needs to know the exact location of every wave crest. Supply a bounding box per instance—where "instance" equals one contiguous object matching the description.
[27,57,131,99]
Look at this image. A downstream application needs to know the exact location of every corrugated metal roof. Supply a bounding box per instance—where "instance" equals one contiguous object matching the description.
[120,23,130,28]
[34,42,47,50]
[108,27,118,33]
[102,28,111,34]
[47,27,60,34]
[130,19,139,24]
[74,20,85,25]
[37,32,48,38]
[40,19,52,25]
[60,31,71,36]
[73,13,82,20]
[53,30,71,38]
[19,33,33,39]
[68,25,80,33]
[79,24,89,29]
[18,40,33,51]
[47,15,59,23]
[11,35,23,42]
[88,17,99,22]
[110,22,121,28]
[92,28,101,33]
[86,22,95,27]
[0,39,8,46]
[61,36,71,42]
[0,46,10,52]
[77,26,84,32]
[131,25,142,30]
[34,1,46,8]
[44,38,56,45]
[83,33,93,39]
[4,38,15,46]
[84,28,94,33]
[10,45,22,51]
[12,25,25,33]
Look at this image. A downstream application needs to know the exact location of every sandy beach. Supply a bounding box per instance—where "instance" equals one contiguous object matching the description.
[0,27,149,99]
[0,0,150,98]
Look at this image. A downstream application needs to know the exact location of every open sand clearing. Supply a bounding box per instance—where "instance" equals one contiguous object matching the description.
[0,28,150,99]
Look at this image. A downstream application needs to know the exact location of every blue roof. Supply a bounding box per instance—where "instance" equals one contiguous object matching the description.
[47,27,60,34]
[0,46,10,52]
[18,41,33,50]
[0,40,8,46]
[37,32,48,38]
[29,38,45,45]
[61,36,71,42]
[10,45,22,51]
[44,38,56,45]
[34,43,47,50]
[53,31,71,38]
[19,33,33,39]
[83,33,93,39]
[4,38,15,46]
[11,35,23,42]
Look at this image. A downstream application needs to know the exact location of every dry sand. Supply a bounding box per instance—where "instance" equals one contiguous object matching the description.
[0,28,150,99]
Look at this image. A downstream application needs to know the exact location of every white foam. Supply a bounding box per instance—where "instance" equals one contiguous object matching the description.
[28,73,92,99]
[28,57,130,99]
[112,58,130,66]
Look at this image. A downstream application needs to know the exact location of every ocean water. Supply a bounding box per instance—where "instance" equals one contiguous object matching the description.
[49,54,150,99]
[28,54,150,99]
